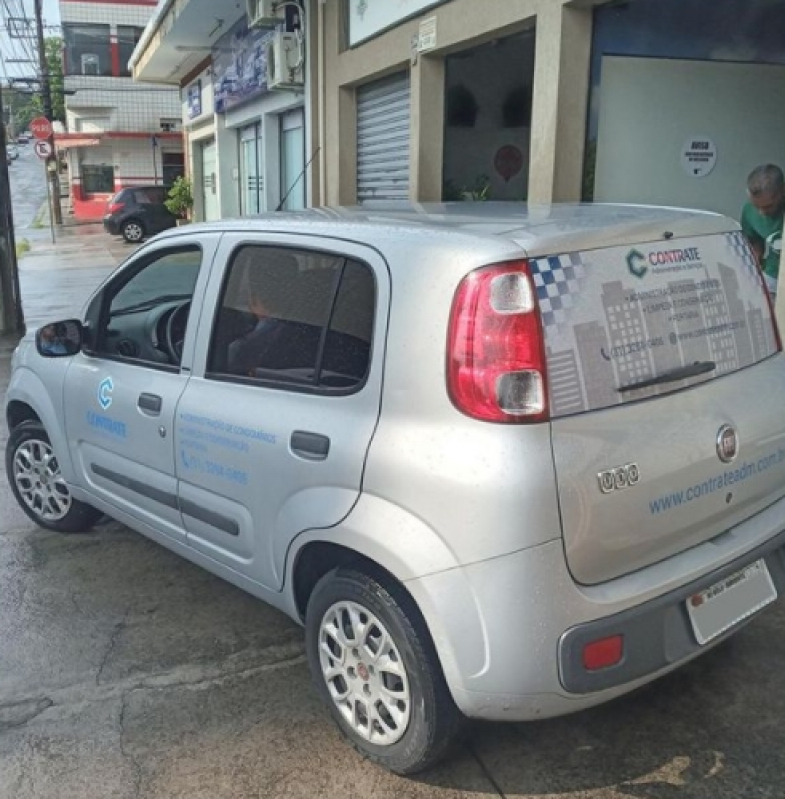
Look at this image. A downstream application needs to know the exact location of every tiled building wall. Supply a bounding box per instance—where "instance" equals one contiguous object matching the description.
[59,0,183,219]
[66,78,181,131]
[60,0,156,27]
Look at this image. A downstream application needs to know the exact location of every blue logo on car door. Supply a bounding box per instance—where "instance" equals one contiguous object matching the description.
[98,377,114,410]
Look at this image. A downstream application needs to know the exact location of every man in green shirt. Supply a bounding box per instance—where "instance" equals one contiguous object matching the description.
[741,163,784,297]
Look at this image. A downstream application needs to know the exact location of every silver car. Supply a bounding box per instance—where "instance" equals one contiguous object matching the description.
[6,204,785,773]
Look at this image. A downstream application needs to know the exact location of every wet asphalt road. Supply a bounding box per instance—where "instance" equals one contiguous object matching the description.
[2,226,785,796]
[8,141,48,232]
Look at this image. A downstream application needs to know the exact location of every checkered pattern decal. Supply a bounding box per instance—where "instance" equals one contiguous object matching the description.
[724,230,760,285]
[529,253,588,329]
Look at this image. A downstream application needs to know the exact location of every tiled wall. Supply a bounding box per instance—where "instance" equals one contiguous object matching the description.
[62,0,181,134]
[66,77,181,131]
[60,1,155,27]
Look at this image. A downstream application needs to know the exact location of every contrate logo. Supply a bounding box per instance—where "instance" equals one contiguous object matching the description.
[626,249,648,279]
[98,377,114,410]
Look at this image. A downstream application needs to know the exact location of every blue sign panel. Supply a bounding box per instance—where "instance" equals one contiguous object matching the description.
[213,19,276,114]
[186,80,202,119]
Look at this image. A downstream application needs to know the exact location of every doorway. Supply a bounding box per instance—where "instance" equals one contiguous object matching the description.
[443,31,535,202]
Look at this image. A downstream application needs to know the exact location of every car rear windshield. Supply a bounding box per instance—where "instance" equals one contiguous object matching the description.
[533,231,779,418]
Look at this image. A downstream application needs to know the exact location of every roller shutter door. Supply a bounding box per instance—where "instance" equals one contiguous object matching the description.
[356,72,411,203]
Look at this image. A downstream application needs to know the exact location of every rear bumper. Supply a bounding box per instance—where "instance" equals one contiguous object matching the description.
[558,533,785,694]
[405,498,785,722]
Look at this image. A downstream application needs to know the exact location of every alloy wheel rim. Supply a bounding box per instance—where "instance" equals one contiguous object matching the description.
[318,600,411,745]
[13,438,72,522]
[125,224,143,241]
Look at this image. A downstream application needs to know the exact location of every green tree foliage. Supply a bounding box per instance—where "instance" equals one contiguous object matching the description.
[28,37,66,123]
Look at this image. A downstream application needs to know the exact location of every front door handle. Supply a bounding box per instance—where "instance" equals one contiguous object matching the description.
[138,392,163,415]
[291,431,330,461]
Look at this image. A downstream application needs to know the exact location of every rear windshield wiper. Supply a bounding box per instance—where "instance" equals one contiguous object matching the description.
[618,361,716,393]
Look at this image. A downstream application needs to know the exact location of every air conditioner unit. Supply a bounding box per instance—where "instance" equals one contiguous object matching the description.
[266,31,304,90]
[247,0,280,28]
[81,54,99,76]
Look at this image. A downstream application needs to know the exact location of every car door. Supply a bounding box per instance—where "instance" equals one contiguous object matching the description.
[176,234,389,590]
[63,235,221,542]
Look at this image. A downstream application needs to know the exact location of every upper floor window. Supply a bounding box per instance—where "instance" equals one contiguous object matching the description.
[64,24,111,77]
[118,26,144,78]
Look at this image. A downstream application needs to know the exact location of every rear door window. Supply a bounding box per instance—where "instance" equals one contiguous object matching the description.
[533,232,778,417]
[207,246,375,392]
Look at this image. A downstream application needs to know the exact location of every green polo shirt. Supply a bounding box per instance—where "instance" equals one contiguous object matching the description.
[741,201,783,279]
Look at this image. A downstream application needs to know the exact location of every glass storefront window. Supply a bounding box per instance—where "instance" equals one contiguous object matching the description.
[240,123,263,215]
[280,109,305,211]
[584,0,785,200]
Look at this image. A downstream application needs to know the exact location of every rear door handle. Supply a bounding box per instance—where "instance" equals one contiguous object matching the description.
[290,431,330,461]
[138,392,163,415]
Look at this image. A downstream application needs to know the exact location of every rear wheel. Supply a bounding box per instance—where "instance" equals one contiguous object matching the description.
[121,218,145,243]
[6,421,102,533]
[305,567,463,774]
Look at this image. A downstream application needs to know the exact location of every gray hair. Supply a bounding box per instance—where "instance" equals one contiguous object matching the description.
[747,164,784,197]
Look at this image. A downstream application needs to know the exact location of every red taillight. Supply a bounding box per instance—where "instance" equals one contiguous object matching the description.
[107,202,125,214]
[447,259,548,423]
[582,635,624,672]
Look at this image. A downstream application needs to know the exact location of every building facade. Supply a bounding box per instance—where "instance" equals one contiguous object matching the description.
[56,0,184,220]
[130,0,785,229]
[131,0,306,223]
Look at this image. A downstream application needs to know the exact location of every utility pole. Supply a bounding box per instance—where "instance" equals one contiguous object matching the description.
[34,0,62,225]
[0,83,25,335]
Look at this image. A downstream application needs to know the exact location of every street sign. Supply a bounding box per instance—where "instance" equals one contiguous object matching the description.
[34,140,53,159]
[30,116,53,140]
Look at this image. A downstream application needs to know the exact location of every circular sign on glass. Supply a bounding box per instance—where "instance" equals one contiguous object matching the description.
[681,137,717,178]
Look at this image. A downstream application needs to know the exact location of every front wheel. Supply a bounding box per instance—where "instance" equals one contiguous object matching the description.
[6,420,102,533]
[305,567,463,775]
[121,219,145,243]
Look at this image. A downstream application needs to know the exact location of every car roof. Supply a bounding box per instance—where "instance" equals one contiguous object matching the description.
[155,202,738,258]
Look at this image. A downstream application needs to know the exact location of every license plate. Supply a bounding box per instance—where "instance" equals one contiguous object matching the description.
[687,559,777,646]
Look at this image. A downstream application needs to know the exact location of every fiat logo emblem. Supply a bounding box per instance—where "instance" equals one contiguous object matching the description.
[716,425,739,464]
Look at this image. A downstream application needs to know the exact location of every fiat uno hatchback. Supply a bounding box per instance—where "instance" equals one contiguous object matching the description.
[6,204,785,773]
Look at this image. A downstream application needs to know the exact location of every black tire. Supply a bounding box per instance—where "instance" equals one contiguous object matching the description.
[6,420,102,534]
[121,218,145,243]
[305,566,464,775]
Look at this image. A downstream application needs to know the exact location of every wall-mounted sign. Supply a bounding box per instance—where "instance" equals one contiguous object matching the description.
[681,137,717,178]
[213,19,275,114]
[350,0,448,46]
[186,80,202,120]
[494,145,523,183]
[418,16,437,52]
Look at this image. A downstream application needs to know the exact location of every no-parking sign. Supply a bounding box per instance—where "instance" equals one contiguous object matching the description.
[34,140,54,159]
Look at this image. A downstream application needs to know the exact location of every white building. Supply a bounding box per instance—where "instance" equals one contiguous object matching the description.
[130,0,307,222]
[55,0,184,220]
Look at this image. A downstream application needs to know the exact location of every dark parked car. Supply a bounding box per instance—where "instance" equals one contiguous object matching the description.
[103,185,177,243]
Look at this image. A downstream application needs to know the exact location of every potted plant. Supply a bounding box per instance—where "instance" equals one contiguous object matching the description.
[165,176,194,224]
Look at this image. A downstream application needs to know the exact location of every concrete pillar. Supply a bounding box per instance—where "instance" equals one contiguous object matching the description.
[410,54,445,202]
[336,87,357,206]
[215,115,239,218]
[528,2,593,203]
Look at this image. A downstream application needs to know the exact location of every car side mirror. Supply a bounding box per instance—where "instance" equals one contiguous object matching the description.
[35,320,84,357]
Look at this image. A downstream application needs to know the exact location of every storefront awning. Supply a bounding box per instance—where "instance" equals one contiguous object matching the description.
[55,136,102,149]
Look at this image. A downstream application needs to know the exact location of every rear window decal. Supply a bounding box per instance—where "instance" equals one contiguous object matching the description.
[531,231,777,417]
